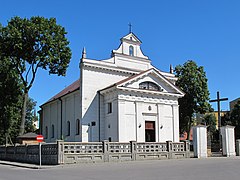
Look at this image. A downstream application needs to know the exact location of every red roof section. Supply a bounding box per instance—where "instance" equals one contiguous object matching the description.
[41,79,80,106]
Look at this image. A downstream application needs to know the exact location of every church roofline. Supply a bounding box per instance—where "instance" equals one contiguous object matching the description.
[99,68,185,96]
[81,58,141,74]
[40,79,80,107]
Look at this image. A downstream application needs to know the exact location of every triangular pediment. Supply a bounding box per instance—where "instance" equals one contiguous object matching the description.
[115,69,184,97]
[121,32,142,44]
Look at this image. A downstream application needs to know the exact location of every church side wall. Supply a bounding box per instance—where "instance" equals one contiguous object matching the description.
[81,65,130,142]
[41,91,81,143]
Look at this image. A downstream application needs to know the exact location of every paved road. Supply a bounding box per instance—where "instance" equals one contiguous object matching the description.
[0,158,240,180]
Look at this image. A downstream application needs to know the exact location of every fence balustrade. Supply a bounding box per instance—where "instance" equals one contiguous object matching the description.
[0,141,190,165]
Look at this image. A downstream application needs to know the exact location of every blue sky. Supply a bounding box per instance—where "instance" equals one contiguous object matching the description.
[1,0,238,111]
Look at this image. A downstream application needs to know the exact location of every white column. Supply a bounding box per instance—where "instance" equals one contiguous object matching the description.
[193,125,207,158]
[172,105,180,142]
[135,101,144,142]
[220,126,236,157]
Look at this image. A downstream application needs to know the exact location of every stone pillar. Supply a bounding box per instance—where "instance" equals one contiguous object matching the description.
[184,140,190,158]
[130,141,137,161]
[193,125,207,158]
[220,126,236,157]
[167,141,173,159]
[236,139,240,156]
[57,140,64,164]
[103,140,109,162]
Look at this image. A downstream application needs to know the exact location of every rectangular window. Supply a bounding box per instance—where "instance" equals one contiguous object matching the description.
[107,102,112,114]
[51,125,54,138]
[91,121,96,126]
[76,119,80,135]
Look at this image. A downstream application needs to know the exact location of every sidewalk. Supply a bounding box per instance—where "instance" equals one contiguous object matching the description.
[0,160,58,169]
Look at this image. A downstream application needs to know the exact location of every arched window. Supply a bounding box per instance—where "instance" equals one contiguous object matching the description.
[67,121,70,136]
[45,126,48,139]
[129,45,134,56]
[76,119,80,135]
[51,124,54,138]
[139,81,161,91]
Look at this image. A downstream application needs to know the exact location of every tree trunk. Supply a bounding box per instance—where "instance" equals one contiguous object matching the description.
[19,92,28,135]
[187,117,192,140]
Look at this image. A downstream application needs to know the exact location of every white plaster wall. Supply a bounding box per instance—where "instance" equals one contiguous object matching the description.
[118,101,136,142]
[114,56,150,71]
[42,91,81,143]
[158,105,174,142]
[81,66,129,142]
[121,41,147,59]
[105,99,118,141]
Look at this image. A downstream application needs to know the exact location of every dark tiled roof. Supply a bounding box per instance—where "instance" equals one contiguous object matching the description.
[41,79,80,106]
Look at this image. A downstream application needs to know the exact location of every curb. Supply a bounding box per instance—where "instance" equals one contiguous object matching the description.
[0,160,52,169]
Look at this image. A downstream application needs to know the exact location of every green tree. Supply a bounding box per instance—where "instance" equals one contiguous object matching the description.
[202,114,217,138]
[175,60,211,139]
[0,56,22,144]
[229,101,240,139]
[25,97,38,133]
[0,16,71,135]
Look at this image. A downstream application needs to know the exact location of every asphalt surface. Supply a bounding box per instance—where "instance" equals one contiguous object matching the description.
[0,157,240,180]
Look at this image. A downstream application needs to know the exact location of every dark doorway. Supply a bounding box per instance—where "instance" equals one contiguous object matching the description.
[145,121,155,142]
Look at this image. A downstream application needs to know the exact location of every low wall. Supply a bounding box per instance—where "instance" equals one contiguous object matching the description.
[61,141,190,164]
[0,143,58,165]
[0,141,190,165]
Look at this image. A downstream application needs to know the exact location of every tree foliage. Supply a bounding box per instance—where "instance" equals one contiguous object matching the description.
[202,114,217,135]
[0,16,71,135]
[0,56,22,144]
[224,101,240,139]
[25,98,38,133]
[175,60,211,138]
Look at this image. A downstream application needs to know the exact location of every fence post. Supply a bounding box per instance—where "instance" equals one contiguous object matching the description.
[103,140,109,162]
[167,141,172,159]
[236,139,240,156]
[4,145,7,160]
[184,140,190,158]
[130,141,137,161]
[57,140,64,164]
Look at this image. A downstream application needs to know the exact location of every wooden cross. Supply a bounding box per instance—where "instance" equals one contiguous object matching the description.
[209,91,228,130]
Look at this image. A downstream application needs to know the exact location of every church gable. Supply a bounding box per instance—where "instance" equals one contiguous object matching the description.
[121,33,142,44]
[116,69,184,96]
[112,32,149,60]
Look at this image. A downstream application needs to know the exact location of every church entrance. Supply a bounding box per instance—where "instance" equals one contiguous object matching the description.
[145,121,155,142]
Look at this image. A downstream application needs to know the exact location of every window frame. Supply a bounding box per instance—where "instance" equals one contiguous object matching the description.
[129,45,134,56]
[51,124,54,138]
[76,119,80,135]
[107,102,112,114]
[67,121,70,136]
[139,81,161,91]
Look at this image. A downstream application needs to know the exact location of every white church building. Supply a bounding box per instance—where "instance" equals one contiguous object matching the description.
[40,32,185,143]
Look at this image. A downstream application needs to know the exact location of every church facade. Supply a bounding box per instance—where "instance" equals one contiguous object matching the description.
[40,32,184,143]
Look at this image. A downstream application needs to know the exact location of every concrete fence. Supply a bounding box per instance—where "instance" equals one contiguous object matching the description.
[0,143,58,165]
[0,141,190,165]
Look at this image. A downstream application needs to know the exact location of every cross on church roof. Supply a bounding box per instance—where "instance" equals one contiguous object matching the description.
[128,23,132,33]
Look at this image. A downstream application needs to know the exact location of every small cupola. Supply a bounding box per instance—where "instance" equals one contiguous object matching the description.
[112,32,149,59]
